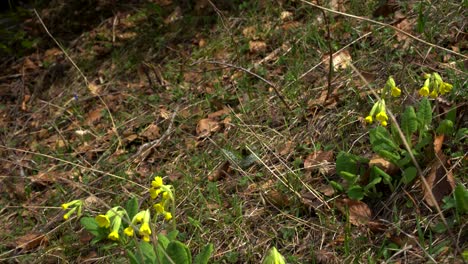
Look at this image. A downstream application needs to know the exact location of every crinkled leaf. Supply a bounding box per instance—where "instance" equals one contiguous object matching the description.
[336,152,369,181]
[401,106,418,139]
[194,243,214,264]
[140,241,157,264]
[125,197,139,221]
[436,119,454,136]
[417,97,432,130]
[370,126,400,153]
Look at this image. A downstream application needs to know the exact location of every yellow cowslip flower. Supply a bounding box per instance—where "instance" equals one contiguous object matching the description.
[108,212,122,241]
[139,222,151,236]
[164,212,173,221]
[61,200,83,220]
[419,86,430,97]
[391,86,401,97]
[95,215,111,228]
[108,230,119,241]
[124,226,134,237]
[138,209,152,237]
[429,89,438,98]
[63,207,76,220]
[143,235,150,242]
[154,203,165,214]
[95,207,120,228]
[365,115,373,124]
[151,176,163,188]
[440,82,453,94]
[376,111,388,126]
[149,188,162,199]
[61,200,82,210]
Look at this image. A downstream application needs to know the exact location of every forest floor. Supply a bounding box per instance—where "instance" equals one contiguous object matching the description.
[0,0,467,263]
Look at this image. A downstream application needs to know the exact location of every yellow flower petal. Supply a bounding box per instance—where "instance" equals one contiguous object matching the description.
[164,212,173,221]
[154,203,165,214]
[108,231,119,241]
[151,176,163,188]
[391,86,401,97]
[365,115,373,124]
[376,111,388,123]
[143,235,150,242]
[124,227,134,237]
[419,86,430,97]
[139,222,152,236]
[95,215,111,228]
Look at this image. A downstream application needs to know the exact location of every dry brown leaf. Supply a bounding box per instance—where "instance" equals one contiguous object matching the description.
[423,153,455,207]
[304,150,334,170]
[23,57,38,71]
[196,118,220,137]
[207,107,230,120]
[43,48,63,61]
[278,140,293,156]
[336,198,372,226]
[242,26,257,39]
[21,94,30,111]
[314,249,339,264]
[433,134,444,155]
[301,191,325,211]
[15,233,48,251]
[85,108,104,126]
[281,21,301,31]
[159,106,171,119]
[249,40,267,54]
[317,184,335,197]
[369,154,399,175]
[87,83,100,95]
[280,11,293,22]
[323,50,352,71]
[31,172,57,186]
[140,123,160,140]
[265,189,290,208]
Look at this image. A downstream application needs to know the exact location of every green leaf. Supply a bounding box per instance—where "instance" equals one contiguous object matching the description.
[127,250,141,264]
[417,97,432,131]
[436,119,454,136]
[239,153,258,169]
[401,106,418,139]
[347,185,364,200]
[80,217,101,236]
[336,151,369,180]
[194,243,214,264]
[402,166,417,184]
[454,184,468,214]
[330,181,344,192]
[375,149,400,164]
[163,241,191,264]
[365,175,382,191]
[167,230,179,241]
[340,171,358,183]
[370,126,400,153]
[140,241,157,264]
[125,197,139,221]
[371,166,393,190]
[262,247,286,264]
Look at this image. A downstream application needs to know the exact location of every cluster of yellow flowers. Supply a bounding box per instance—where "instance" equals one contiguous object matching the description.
[149,176,173,222]
[365,76,400,126]
[419,73,453,98]
[95,207,126,241]
[61,176,174,242]
[61,200,83,220]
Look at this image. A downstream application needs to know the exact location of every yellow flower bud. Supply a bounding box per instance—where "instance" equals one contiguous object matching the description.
[419,86,430,97]
[391,86,401,97]
[108,231,119,241]
[124,227,134,237]
[95,214,111,228]
[365,115,373,124]
[151,176,163,188]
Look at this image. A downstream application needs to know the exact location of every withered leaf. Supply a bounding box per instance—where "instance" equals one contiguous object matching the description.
[335,198,372,226]
[304,150,334,171]
[85,108,104,126]
[15,233,48,251]
[208,161,231,181]
[249,41,267,54]
[140,123,160,140]
[368,154,399,175]
[423,153,455,207]
[196,118,220,137]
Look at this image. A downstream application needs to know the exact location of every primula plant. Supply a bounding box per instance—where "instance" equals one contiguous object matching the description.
[334,74,468,204]
[60,176,213,264]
